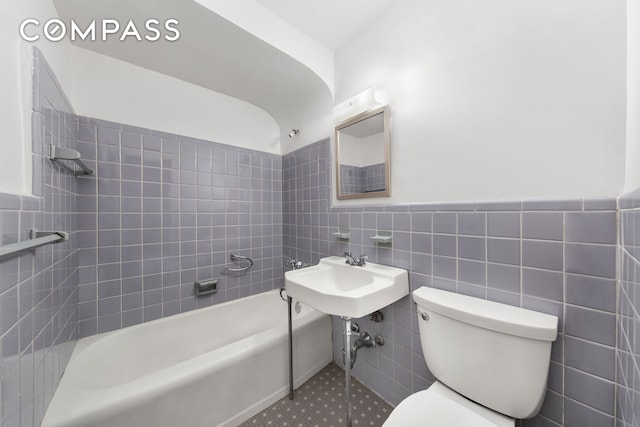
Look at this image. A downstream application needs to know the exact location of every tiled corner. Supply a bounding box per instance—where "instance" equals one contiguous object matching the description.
[0,48,79,427]
[617,189,640,427]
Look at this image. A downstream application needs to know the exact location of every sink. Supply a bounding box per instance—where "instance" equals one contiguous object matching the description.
[284,256,409,318]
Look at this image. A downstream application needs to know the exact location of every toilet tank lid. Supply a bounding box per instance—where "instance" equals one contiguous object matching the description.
[413,287,558,341]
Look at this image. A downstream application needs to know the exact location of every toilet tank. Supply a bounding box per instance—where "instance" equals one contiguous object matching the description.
[413,287,558,419]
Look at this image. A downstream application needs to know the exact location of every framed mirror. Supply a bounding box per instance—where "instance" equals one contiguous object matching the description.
[335,105,390,200]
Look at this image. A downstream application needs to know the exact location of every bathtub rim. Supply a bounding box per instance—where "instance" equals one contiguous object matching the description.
[43,289,332,427]
[74,289,296,350]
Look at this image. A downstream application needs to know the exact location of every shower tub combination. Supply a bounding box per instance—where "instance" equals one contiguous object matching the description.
[42,289,332,427]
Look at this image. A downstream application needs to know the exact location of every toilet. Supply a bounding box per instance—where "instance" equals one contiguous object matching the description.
[384,287,558,426]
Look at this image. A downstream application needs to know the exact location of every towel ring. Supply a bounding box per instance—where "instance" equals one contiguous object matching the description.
[224,253,253,274]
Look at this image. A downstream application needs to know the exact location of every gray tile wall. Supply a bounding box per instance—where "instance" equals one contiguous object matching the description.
[283,139,618,427]
[0,48,79,427]
[339,163,386,195]
[360,162,386,193]
[616,189,640,427]
[339,164,361,195]
[74,119,284,336]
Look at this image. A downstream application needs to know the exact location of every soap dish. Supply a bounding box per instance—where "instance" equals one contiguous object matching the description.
[370,234,392,243]
[332,231,351,240]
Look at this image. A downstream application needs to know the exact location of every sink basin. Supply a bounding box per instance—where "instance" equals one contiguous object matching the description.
[284,256,409,318]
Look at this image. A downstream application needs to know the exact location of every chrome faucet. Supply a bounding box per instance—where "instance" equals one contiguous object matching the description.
[285,258,307,270]
[343,252,368,267]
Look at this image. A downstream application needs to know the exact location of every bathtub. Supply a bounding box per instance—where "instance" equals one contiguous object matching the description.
[42,289,332,427]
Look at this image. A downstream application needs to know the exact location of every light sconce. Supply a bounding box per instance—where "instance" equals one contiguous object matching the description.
[333,86,386,123]
[288,129,300,138]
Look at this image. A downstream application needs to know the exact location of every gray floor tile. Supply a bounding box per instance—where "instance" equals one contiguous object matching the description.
[240,363,392,427]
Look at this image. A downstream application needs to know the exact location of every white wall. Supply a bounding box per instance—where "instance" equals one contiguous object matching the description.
[335,0,627,204]
[70,48,281,154]
[339,133,385,167]
[625,0,640,192]
[278,95,333,156]
[358,133,385,166]
[0,0,74,195]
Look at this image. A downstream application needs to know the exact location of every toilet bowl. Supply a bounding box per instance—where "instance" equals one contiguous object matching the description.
[384,381,513,427]
[384,287,558,426]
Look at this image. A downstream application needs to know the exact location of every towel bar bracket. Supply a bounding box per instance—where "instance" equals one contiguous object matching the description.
[28,229,68,243]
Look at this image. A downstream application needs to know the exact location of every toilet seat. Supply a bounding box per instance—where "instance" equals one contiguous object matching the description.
[383,381,514,427]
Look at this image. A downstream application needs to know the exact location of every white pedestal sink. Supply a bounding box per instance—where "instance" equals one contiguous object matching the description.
[285,256,409,427]
[285,256,409,318]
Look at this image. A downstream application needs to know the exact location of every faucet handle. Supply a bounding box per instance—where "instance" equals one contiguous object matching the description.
[357,255,368,266]
[343,252,356,265]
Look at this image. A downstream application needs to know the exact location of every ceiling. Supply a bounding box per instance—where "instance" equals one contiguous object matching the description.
[52,0,392,146]
[255,0,394,51]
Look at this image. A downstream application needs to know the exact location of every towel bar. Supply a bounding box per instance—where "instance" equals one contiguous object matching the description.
[0,229,68,259]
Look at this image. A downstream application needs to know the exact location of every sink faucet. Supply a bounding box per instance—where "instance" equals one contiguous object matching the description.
[343,252,368,267]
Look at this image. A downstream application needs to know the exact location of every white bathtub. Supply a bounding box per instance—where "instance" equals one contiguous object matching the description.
[42,290,333,427]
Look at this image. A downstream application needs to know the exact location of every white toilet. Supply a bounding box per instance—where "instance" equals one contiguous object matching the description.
[384,287,558,427]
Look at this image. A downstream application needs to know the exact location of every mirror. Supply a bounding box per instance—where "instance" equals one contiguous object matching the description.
[335,106,390,200]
